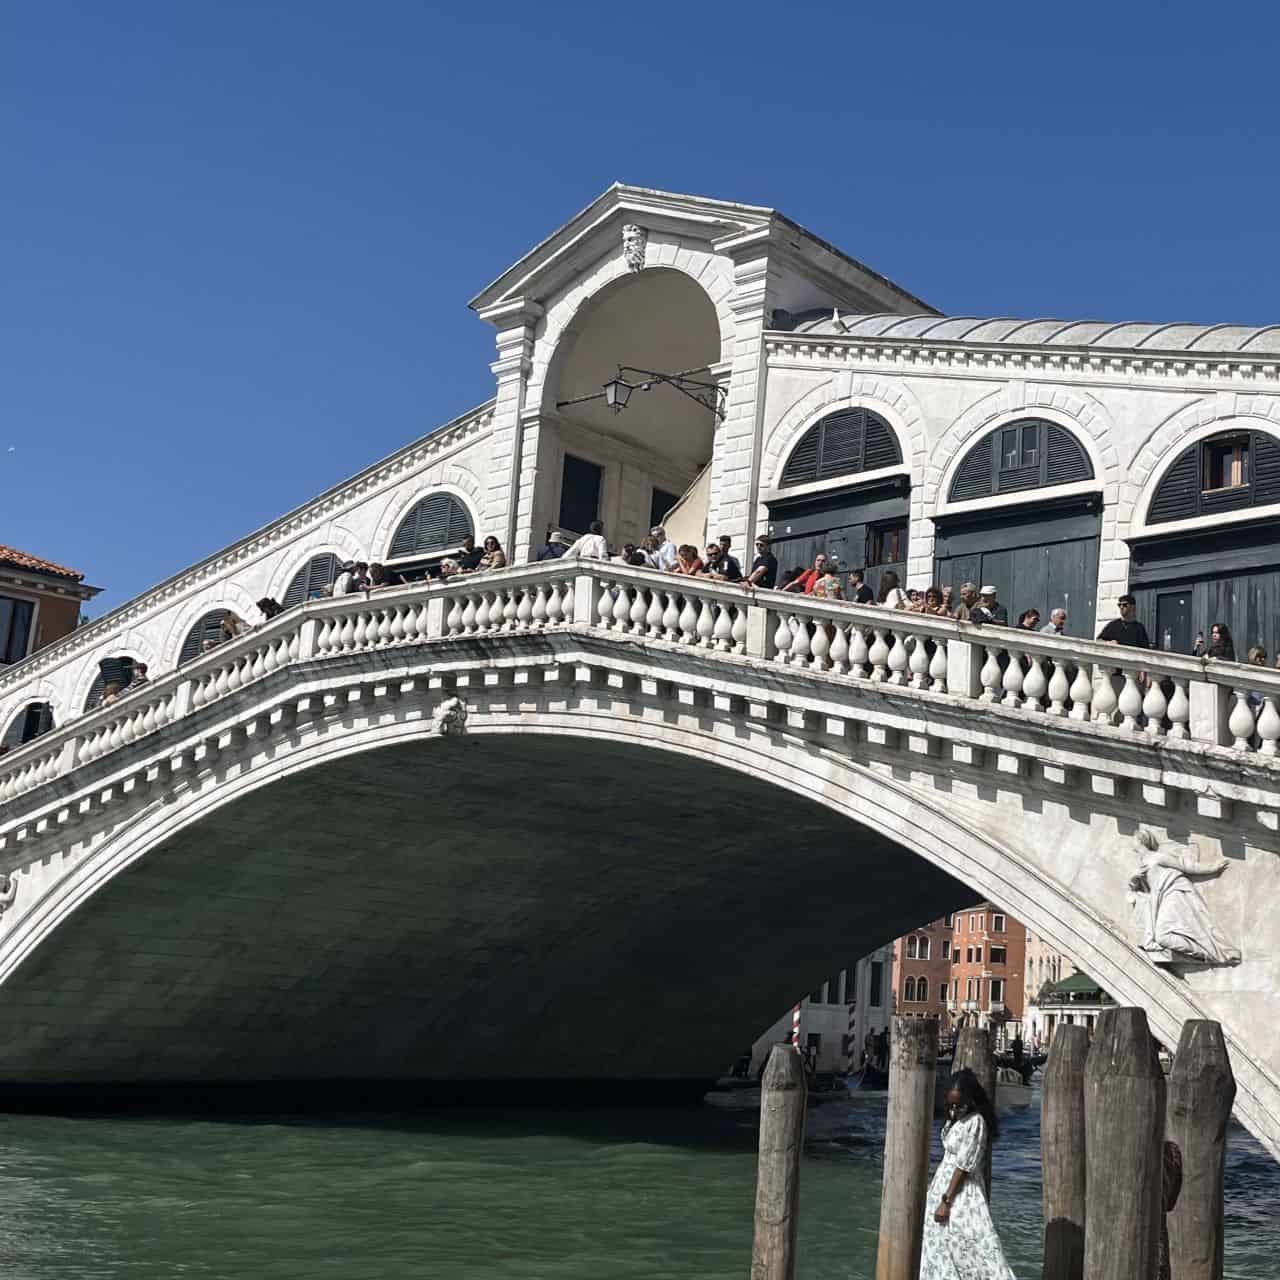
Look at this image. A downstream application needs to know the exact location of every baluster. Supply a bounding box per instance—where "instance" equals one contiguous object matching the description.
[250,646,267,681]
[376,609,393,644]
[645,589,664,637]
[849,627,870,679]
[868,629,890,682]
[696,598,715,647]
[1142,679,1169,737]
[141,703,157,736]
[353,612,369,648]
[389,606,406,643]
[596,583,615,629]
[474,595,491,632]
[1229,690,1257,751]
[446,597,464,636]
[663,593,681,641]
[829,623,850,674]
[262,638,279,673]
[928,641,948,694]
[773,613,793,664]
[908,636,931,690]
[810,619,831,670]
[1091,666,1118,725]
[214,665,232,700]
[461,595,479,634]
[288,629,301,660]
[630,587,648,635]
[561,579,575,619]
[1166,679,1190,739]
[339,612,358,649]
[1068,665,1093,720]
[531,585,549,629]
[1118,672,1144,731]
[1045,662,1069,715]
[678,596,699,643]
[508,588,528,630]
[190,679,206,712]
[731,606,748,653]
[886,630,909,685]
[546,583,565,627]
[979,647,1003,703]
[612,586,631,630]
[502,590,518,631]
[713,602,734,651]
[1001,651,1025,708]
[1258,696,1280,755]
[791,618,812,666]
[1021,656,1047,711]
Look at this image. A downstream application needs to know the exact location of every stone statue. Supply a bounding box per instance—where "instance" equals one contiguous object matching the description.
[1127,828,1240,966]
[621,224,647,272]
[0,874,17,918]
[432,696,468,737]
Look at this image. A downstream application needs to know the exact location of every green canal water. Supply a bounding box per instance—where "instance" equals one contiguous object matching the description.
[1,1090,1275,1278]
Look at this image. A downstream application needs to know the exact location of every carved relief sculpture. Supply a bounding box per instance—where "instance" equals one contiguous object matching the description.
[1127,828,1240,966]
[432,696,468,737]
[621,224,647,272]
[0,874,17,919]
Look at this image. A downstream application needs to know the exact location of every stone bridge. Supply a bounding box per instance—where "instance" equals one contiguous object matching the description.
[1,563,1280,1153]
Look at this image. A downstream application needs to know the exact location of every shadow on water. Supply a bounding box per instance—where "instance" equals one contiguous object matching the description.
[0,1084,1274,1279]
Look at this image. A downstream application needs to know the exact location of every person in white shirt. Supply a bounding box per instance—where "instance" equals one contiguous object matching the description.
[332,562,357,597]
[650,526,679,572]
[562,520,610,560]
[1040,608,1067,635]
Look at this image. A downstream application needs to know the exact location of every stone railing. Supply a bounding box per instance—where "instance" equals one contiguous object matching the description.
[3,560,1279,810]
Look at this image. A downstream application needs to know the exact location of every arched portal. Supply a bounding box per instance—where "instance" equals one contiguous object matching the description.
[541,268,721,548]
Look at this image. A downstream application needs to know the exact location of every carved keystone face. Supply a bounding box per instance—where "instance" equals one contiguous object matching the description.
[621,224,647,272]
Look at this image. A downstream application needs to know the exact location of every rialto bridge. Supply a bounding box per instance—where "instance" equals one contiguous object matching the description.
[4,185,1280,1154]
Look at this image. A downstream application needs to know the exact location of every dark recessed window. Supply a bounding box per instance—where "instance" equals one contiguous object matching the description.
[1203,437,1250,492]
[3,701,53,749]
[780,407,902,488]
[284,554,340,608]
[949,418,1093,502]
[179,610,239,666]
[0,596,35,665]
[1149,429,1280,524]
[388,494,474,560]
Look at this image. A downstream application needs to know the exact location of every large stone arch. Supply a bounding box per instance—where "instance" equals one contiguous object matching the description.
[0,694,1272,1153]
[923,383,1124,607]
[758,373,929,581]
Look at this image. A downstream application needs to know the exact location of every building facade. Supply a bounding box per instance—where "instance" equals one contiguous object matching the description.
[1036,973,1116,1045]
[750,943,893,1075]
[892,917,954,1031]
[945,903,1027,1048]
[1023,931,1081,1045]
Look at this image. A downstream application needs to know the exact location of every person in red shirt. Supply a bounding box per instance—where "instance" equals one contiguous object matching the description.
[782,552,831,594]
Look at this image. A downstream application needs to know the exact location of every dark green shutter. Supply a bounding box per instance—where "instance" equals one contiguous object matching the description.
[179,610,232,665]
[284,553,340,608]
[780,408,901,488]
[1148,444,1200,524]
[388,494,474,558]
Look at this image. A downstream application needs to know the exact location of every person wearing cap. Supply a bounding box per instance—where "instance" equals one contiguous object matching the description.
[537,530,571,561]
[969,585,1008,626]
[743,534,778,589]
[651,526,678,572]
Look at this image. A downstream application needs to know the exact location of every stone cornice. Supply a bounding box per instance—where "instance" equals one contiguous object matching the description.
[764,332,1280,389]
[0,401,496,700]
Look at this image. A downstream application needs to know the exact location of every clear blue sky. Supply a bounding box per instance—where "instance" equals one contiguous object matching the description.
[7,3,1279,615]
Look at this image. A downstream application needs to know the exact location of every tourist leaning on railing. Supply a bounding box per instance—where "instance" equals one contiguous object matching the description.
[741,535,777,590]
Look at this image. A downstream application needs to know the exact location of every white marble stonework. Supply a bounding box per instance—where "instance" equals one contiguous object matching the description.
[0,186,1279,1150]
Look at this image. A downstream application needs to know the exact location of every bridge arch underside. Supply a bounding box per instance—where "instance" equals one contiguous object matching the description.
[0,736,971,1090]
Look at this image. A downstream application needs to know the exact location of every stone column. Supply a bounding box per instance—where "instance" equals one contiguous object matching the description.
[475,297,544,565]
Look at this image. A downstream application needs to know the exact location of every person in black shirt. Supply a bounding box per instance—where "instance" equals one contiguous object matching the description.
[457,535,484,571]
[743,535,778,589]
[849,569,875,605]
[1097,595,1151,648]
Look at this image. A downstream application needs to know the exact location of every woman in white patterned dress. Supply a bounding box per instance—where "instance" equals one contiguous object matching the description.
[919,1069,1017,1279]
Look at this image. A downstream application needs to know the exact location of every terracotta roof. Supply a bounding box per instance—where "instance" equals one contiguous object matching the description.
[0,545,84,581]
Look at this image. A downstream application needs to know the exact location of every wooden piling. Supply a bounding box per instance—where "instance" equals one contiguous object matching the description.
[952,1025,997,1196]
[750,1044,807,1280]
[875,1016,939,1280]
[1041,1023,1089,1280]
[1083,1007,1166,1280]
[1167,1020,1235,1280]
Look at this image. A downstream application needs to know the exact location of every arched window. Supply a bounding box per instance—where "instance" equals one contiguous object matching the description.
[283,553,340,608]
[948,418,1093,502]
[388,493,473,560]
[1148,429,1280,524]
[917,936,930,961]
[3,702,54,749]
[903,976,917,1003]
[178,610,242,666]
[780,407,902,488]
[917,977,929,1003]
[906,936,918,959]
[84,655,140,711]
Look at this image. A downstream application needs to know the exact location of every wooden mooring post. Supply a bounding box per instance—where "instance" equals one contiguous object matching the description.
[750,1044,807,1280]
[952,1025,996,1196]
[1167,1020,1235,1280]
[1083,1007,1166,1280]
[1041,1023,1088,1280]
[875,1015,938,1280]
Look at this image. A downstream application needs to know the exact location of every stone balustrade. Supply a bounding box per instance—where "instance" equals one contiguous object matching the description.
[2,561,1279,811]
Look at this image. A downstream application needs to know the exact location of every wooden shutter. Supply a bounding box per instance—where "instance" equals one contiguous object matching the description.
[780,409,901,488]
[1251,431,1280,505]
[1148,444,1200,524]
[389,494,473,558]
[780,424,822,487]
[949,436,994,502]
[284,554,340,608]
[863,413,902,470]
[1045,423,1093,485]
[179,610,231,665]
